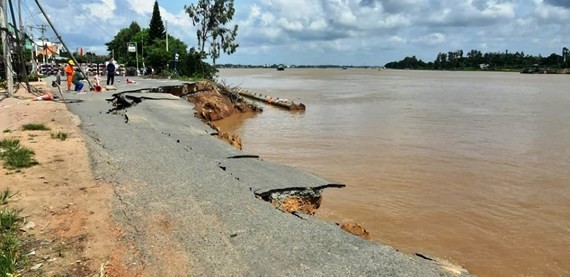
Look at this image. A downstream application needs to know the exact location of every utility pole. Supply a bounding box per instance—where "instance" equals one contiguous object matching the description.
[141,40,145,74]
[165,20,168,51]
[17,0,22,33]
[38,24,46,64]
[1,0,13,95]
[27,25,36,72]
[33,0,92,89]
[7,0,31,94]
[135,42,139,76]
[28,24,47,64]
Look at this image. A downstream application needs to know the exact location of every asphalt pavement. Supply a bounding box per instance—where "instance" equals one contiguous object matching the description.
[48,76,469,276]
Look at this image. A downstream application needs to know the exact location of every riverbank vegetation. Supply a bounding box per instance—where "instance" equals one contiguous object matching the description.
[385,47,570,73]
[106,0,238,80]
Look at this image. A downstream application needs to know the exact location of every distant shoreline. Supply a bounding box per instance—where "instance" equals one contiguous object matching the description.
[218,67,570,74]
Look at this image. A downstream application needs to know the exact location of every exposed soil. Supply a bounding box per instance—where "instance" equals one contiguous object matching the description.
[339,222,371,240]
[0,85,138,276]
[185,81,261,149]
[271,195,321,215]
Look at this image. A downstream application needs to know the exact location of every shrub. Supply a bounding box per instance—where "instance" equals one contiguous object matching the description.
[0,139,38,169]
[51,132,69,141]
[21,123,50,131]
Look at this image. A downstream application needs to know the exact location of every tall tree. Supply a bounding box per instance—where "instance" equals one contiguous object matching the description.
[185,0,239,65]
[106,22,142,65]
[149,0,166,42]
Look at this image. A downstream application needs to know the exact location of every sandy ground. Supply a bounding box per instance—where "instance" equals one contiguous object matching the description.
[0,84,137,276]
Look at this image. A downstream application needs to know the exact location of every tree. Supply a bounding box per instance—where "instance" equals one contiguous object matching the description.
[105,22,142,65]
[185,0,239,65]
[149,0,165,42]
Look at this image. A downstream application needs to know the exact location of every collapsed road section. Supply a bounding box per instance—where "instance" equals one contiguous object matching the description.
[254,184,346,215]
[58,76,470,276]
[104,81,261,150]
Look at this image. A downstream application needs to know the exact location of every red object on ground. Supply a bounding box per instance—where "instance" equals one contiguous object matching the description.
[33,92,53,101]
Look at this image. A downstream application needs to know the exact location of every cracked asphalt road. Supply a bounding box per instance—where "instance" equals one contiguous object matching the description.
[53,76,469,276]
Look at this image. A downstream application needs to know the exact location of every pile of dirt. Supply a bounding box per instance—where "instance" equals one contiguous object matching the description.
[218,131,242,150]
[339,222,371,240]
[271,195,322,215]
[187,81,260,122]
[186,81,261,149]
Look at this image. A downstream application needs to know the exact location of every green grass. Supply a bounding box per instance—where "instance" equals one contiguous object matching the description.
[3,147,38,169]
[0,139,38,169]
[2,129,10,133]
[0,189,16,205]
[21,123,50,131]
[0,232,20,275]
[0,208,20,231]
[0,207,22,276]
[51,132,69,141]
[0,139,19,152]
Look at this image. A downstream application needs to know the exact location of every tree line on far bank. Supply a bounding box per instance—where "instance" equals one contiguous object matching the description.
[385,48,570,71]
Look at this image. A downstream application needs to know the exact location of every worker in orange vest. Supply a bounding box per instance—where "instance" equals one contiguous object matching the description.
[64,60,75,91]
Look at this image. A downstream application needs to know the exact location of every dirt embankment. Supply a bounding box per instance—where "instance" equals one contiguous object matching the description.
[181,82,372,240]
[183,81,262,149]
[0,86,137,276]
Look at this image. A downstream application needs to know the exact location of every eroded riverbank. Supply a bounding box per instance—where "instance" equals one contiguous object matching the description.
[65,76,469,275]
[217,68,570,276]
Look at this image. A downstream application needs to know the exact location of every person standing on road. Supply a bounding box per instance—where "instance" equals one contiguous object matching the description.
[106,59,116,86]
[65,60,74,91]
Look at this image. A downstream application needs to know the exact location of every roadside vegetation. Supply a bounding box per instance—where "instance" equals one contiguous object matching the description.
[21,123,50,131]
[50,131,69,141]
[0,188,23,276]
[106,0,238,80]
[0,138,38,170]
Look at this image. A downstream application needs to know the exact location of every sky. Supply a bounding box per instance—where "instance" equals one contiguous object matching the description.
[21,0,570,66]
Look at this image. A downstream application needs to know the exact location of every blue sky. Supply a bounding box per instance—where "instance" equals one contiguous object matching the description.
[23,0,570,66]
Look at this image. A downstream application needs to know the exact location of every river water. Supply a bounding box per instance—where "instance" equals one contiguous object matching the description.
[216,68,570,276]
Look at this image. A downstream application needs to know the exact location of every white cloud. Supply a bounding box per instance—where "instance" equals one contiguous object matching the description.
[83,0,116,21]
[413,33,446,45]
[534,0,570,23]
[26,0,570,65]
[388,35,406,44]
[126,0,154,15]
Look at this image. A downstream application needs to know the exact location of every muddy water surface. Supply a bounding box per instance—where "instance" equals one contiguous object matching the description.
[216,68,570,276]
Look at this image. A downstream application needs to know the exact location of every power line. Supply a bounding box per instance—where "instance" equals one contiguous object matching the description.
[63,0,115,38]
[21,0,45,27]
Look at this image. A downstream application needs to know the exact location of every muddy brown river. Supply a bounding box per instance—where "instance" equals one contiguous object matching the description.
[216,68,570,276]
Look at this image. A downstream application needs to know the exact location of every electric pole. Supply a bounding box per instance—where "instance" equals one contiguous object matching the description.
[17,0,22,33]
[27,25,36,72]
[1,0,14,95]
[38,24,46,64]
[29,24,48,66]
[33,0,92,89]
